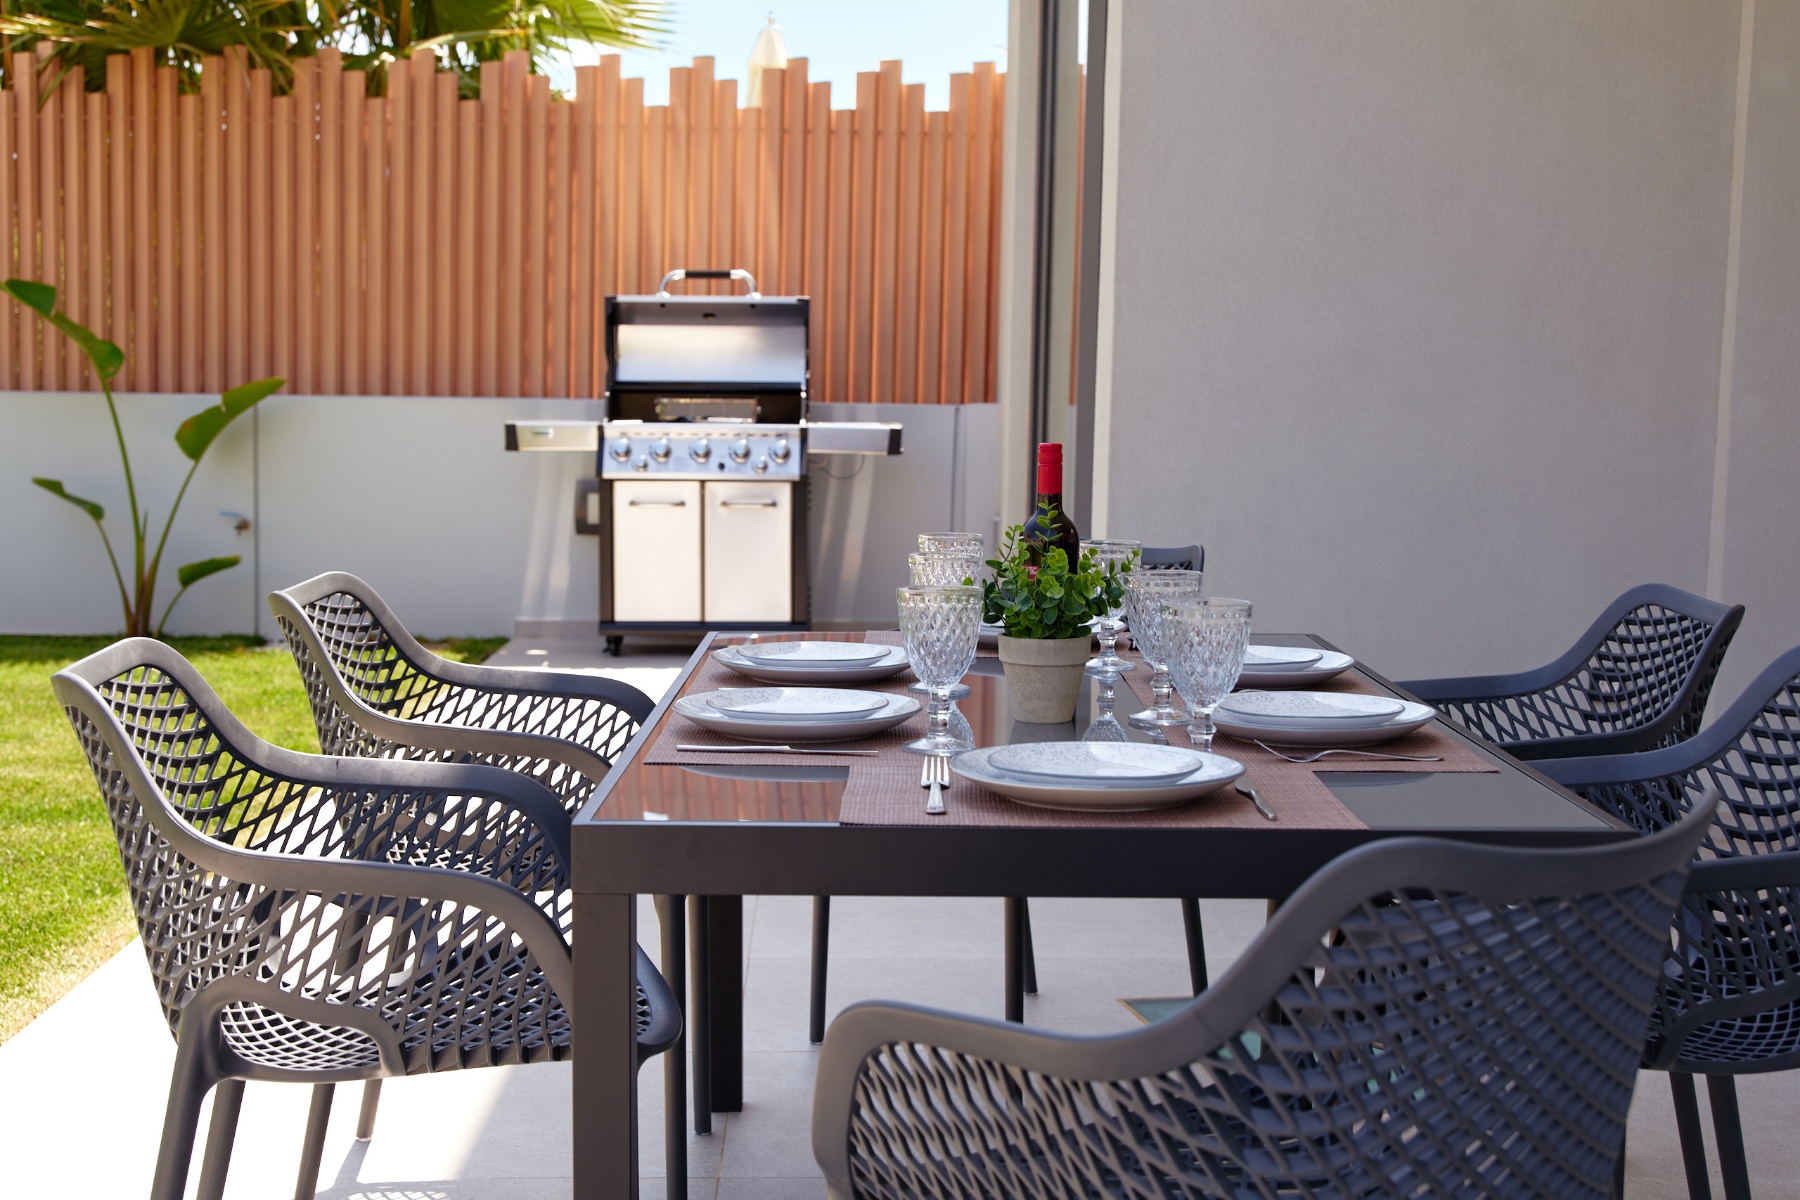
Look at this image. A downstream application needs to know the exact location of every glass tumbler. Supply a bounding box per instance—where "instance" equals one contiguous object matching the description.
[1080,539,1141,675]
[1123,568,1203,726]
[897,585,983,756]
[1163,598,1253,751]
[909,552,984,588]
[919,533,985,557]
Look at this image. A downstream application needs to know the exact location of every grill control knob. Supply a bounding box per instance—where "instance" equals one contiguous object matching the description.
[651,438,671,463]
[631,454,649,473]
[690,438,711,463]
[771,437,792,463]
[753,455,770,474]
[609,437,632,462]
[730,438,752,463]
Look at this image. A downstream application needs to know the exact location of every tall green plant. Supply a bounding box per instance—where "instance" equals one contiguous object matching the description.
[0,1,305,94]
[5,279,282,637]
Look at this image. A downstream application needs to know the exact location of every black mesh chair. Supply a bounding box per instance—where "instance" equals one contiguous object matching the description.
[1539,646,1800,1200]
[52,639,683,1200]
[812,799,1716,1200]
[1399,583,1743,760]
[1140,542,1204,573]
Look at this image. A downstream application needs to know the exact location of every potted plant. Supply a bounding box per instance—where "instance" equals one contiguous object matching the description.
[982,523,1132,723]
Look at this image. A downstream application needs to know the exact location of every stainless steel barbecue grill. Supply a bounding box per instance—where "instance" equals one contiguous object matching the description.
[505,268,900,654]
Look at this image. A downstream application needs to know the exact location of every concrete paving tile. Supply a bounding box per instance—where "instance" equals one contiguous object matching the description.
[714,1053,829,1180]
[747,894,1020,962]
[714,1178,830,1200]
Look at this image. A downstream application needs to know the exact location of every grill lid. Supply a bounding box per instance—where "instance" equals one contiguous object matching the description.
[606,268,809,399]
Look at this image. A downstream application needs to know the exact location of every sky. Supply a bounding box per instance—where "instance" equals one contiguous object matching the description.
[546,0,1012,110]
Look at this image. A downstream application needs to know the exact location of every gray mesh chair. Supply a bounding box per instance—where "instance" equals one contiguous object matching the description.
[1399,583,1743,761]
[52,639,683,1200]
[1140,542,1204,573]
[812,800,1715,1200]
[1539,646,1800,1200]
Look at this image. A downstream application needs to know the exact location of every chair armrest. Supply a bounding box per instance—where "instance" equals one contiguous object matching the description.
[1398,670,1552,704]
[407,657,656,725]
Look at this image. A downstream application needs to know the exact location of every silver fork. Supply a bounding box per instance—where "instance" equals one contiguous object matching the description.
[920,755,949,815]
[1254,739,1443,764]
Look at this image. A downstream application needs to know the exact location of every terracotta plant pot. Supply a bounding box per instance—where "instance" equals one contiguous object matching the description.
[996,633,1092,723]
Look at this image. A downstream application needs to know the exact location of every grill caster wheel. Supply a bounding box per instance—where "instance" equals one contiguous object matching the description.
[605,636,624,657]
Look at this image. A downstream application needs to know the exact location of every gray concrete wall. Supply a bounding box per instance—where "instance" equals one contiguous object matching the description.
[1094,1,1793,698]
[0,393,992,638]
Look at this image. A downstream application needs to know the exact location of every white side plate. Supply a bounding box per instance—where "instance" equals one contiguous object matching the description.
[1213,700,1437,747]
[1242,645,1324,671]
[1218,691,1406,730]
[1236,650,1356,689]
[953,747,1246,811]
[697,687,891,721]
[987,741,1209,784]
[736,641,889,666]
[673,692,922,743]
[714,645,912,685]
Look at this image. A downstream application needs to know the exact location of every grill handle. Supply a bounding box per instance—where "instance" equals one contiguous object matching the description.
[657,268,760,299]
[627,498,689,507]
[574,476,602,534]
[719,498,781,509]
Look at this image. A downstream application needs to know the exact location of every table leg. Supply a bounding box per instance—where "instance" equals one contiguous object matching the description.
[573,892,639,1200]
[687,897,710,1135]
[1004,898,1027,1023]
[704,896,744,1113]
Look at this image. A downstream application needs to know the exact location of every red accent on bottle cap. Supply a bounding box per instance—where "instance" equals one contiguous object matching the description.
[1036,442,1063,495]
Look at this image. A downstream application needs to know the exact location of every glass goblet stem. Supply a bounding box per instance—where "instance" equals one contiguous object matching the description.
[1187,708,1218,752]
[1148,660,1174,711]
[927,685,954,747]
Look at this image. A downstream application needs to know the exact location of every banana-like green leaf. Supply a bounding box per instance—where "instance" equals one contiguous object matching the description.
[32,477,105,522]
[176,555,240,588]
[175,377,284,461]
[4,279,125,379]
[4,278,54,316]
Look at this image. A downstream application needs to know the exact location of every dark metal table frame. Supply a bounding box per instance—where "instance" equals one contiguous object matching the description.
[570,633,1628,1199]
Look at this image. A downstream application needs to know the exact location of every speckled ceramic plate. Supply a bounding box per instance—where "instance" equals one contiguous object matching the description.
[952,746,1245,811]
[672,692,922,743]
[713,645,912,685]
[987,741,1209,784]
[1218,691,1405,730]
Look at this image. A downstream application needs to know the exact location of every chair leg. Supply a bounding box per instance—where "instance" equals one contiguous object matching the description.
[1705,1074,1752,1200]
[194,1078,245,1200]
[151,1032,216,1200]
[294,1082,336,1200]
[810,896,831,1044]
[1180,898,1209,995]
[355,1079,381,1141]
[658,895,688,1198]
[688,895,712,1135]
[1669,1072,1713,1200]
[1020,898,1038,995]
[1613,1124,1627,1200]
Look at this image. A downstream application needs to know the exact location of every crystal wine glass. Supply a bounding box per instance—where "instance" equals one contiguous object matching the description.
[1081,668,1129,743]
[1080,538,1141,675]
[1164,597,1252,751]
[918,532,985,556]
[909,551,983,587]
[897,585,983,756]
[1123,568,1203,727]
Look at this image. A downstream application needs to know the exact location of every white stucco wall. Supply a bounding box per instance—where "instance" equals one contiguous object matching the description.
[1095,1,1792,696]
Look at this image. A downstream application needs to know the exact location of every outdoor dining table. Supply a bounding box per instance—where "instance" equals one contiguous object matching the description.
[568,631,1631,1199]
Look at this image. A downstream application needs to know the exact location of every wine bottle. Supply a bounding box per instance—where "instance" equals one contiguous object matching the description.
[1020,442,1081,564]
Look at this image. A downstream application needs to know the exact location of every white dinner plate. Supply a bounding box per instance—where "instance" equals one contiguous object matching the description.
[696,687,891,722]
[1217,691,1407,730]
[673,691,922,743]
[735,641,890,667]
[987,741,1210,785]
[1242,645,1324,672]
[1236,650,1356,690]
[952,746,1245,812]
[1213,699,1437,748]
[713,644,912,685]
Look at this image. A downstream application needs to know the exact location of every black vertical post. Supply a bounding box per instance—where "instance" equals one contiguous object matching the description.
[1004,897,1027,1023]
[572,892,639,1200]
[686,895,710,1135]
[809,896,831,1043]
[706,895,744,1113]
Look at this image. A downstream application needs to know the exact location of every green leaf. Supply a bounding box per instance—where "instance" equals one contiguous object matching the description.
[6,279,125,379]
[175,376,284,461]
[32,477,104,522]
[176,555,240,587]
[4,279,54,317]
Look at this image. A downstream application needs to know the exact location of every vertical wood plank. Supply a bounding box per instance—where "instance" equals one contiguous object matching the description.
[155,66,178,391]
[0,90,14,389]
[827,106,851,405]
[872,61,901,403]
[781,59,807,297]
[200,56,224,393]
[759,68,784,296]
[710,79,734,288]
[896,82,924,404]
[596,57,621,299]
[920,110,947,405]
[479,60,503,396]
[293,57,317,394]
[943,72,969,405]
[225,49,248,389]
[573,67,598,397]
[984,69,1003,404]
[433,71,456,395]
[129,48,153,390]
[805,82,830,397]
[666,66,690,277]
[499,52,526,396]
[340,71,364,394]
[386,56,409,394]
[523,75,549,397]
[86,93,105,379]
[364,96,386,394]
[61,67,86,389]
[14,53,38,389]
[735,104,757,290]
[247,67,272,383]
[645,103,668,291]
[178,93,200,392]
[40,53,63,390]
[272,91,293,384]
[550,99,573,398]
[409,48,433,396]
[849,72,877,403]
[457,98,479,396]
[317,50,342,394]
[689,58,714,284]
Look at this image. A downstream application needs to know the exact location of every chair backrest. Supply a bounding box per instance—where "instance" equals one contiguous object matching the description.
[1140,542,1204,573]
[825,802,1713,1198]
[52,638,572,1074]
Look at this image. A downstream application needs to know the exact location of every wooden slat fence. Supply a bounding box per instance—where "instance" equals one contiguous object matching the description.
[0,47,1004,402]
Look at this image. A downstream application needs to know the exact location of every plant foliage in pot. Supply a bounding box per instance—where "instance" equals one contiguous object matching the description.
[982,522,1132,723]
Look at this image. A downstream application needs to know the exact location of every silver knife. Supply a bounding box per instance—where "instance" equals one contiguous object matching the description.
[676,743,882,756]
[1235,781,1277,822]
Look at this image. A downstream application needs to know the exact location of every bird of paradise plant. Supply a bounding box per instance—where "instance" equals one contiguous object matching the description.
[5,278,283,637]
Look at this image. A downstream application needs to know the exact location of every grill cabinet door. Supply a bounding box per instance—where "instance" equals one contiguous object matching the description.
[703,481,794,623]
[610,480,702,622]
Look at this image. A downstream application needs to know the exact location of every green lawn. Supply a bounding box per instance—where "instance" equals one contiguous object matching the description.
[0,633,504,1042]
